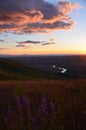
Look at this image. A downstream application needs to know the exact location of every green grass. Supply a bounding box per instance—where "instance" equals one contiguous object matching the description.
[0,78,86,130]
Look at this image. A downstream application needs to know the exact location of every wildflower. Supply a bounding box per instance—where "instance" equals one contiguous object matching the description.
[22,95,32,122]
[7,107,14,129]
[15,96,24,125]
[32,115,38,130]
[49,101,56,127]
[37,96,48,129]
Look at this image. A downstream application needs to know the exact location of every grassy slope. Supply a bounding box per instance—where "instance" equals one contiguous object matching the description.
[0,58,58,80]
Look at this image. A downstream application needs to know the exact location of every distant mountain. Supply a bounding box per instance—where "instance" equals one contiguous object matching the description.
[0,58,58,80]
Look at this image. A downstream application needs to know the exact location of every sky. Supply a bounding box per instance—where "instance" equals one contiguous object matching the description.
[0,0,86,55]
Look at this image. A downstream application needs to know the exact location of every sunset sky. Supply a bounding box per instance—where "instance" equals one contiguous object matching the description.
[0,0,86,55]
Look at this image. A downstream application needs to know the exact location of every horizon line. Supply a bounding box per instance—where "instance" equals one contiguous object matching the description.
[0,54,86,57]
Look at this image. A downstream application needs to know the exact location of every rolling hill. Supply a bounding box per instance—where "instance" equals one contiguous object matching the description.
[9,55,86,76]
[0,58,58,80]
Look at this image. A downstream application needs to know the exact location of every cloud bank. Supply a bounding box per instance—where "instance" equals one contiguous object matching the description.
[16,39,55,47]
[0,0,81,34]
[42,42,55,46]
[0,39,6,42]
[17,40,44,44]
[0,48,9,50]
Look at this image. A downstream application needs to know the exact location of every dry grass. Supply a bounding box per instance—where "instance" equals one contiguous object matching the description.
[0,78,86,130]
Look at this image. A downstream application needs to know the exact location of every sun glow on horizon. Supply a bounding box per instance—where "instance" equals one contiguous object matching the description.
[0,46,86,55]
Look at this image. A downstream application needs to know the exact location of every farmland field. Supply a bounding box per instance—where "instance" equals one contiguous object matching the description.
[0,79,86,130]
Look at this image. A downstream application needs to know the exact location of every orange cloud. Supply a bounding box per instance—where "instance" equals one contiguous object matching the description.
[0,0,81,34]
[58,1,81,15]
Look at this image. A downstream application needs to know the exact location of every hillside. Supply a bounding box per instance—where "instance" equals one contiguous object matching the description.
[0,58,58,80]
[9,55,86,76]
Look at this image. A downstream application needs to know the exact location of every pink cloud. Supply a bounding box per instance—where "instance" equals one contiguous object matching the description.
[0,0,81,34]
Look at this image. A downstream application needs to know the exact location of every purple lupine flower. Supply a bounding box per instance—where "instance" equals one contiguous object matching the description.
[37,96,48,128]
[7,107,14,129]
[32,115,38,130]
[22,95,32,122]
[49,101,56,126]
[38,96,48,117]
[15,96,24,125]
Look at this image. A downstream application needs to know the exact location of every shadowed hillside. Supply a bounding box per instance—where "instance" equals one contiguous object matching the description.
[0,58,58,80]
[9,55,86,76]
